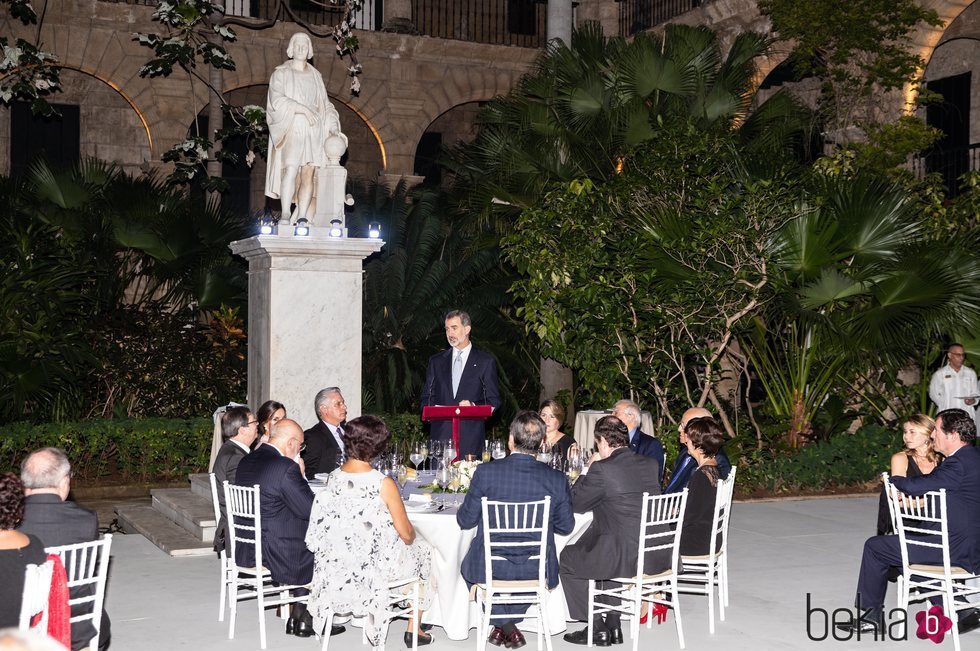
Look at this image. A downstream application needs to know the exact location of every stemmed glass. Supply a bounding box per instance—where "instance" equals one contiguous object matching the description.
[537,441,553,464]
[567,449,583,484]
[491,440,506,460]
[409,442,427,472]
[481,441,492,463]
[395,464,409,497]
[435,462,452,508]
[444,440,457,464]
[429,441,443,468]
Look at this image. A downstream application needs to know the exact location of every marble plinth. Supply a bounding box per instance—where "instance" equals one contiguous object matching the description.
[229,234,384,429]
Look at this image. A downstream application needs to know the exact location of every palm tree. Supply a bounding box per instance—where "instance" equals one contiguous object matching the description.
[748,174,980,445]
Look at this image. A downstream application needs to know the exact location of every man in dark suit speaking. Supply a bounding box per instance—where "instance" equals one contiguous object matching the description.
[839,408,980,636]
[422,309,501,458]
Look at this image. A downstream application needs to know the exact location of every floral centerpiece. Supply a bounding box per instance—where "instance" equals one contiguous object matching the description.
[452,459,481,491]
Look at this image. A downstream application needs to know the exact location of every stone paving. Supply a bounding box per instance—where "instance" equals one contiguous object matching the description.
[99,495,975,650]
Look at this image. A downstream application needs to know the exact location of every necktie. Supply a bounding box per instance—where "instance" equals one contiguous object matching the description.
[667,454,693,493]
[334,425,345,451]
[452,350,463,395]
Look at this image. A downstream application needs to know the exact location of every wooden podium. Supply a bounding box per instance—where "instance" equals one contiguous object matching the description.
[422,405,493,461]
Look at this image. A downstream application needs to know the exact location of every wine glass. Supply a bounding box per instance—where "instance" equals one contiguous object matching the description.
[409,442,425,471]
[444,441,457,464]
[429,440,443,467]
[567,449,583,484]
[396,464,409,496]
[491,440,506,460]
[481,441,491,463]
[537,441,553,464]
[436,463,452,506]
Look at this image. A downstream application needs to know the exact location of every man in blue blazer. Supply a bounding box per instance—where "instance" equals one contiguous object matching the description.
[840,409,980,635]
[235,419,344,639]
[457,412,575,649]
[422,310,502,458]
[665,408,732,493]
[612,400,665,484]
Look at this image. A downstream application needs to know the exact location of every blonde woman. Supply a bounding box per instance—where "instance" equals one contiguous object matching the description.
[877,414,941,535]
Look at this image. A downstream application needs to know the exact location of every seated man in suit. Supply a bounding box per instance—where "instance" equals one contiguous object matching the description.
[235,419,344,639]
[561,416,664,646]
[839,408,980,635]
[422,309,502,458]
[457,411,575,649]
[665,407,732,493]
[612,399,665,484]
[211,405,257,554]
[302,387,348,478]
[17,447,110,651]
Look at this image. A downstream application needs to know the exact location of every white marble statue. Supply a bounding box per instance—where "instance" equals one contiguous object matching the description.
[265,32,348,225]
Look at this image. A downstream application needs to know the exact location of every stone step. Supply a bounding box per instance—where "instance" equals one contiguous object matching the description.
[115,504,214,557]
[151,488,217,542]
[189,473,214,501]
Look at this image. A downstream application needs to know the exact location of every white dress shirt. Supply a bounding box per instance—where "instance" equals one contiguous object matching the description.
[929,363,979,412]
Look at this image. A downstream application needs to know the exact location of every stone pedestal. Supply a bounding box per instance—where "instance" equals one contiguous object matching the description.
[229,234,384,430]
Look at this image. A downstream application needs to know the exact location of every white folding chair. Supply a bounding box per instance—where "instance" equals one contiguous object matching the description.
[19,559,55,632]
[472,496,553,651]
[889,485,980,651]
[587,489,689,650]
[678,466,737,633]
[881,473,906,605]
[224,481,310,650]
[209,472,232,622]
[45,535,113,651]
[319,575,421,651]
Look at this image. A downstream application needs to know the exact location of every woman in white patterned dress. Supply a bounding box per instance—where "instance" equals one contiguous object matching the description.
[306,415,433,647]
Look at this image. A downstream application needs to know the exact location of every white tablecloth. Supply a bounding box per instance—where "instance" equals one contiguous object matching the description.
[573,409,656,451]
[409,501,592,640]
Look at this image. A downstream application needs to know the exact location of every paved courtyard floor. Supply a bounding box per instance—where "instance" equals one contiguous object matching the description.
[102,495,978,650]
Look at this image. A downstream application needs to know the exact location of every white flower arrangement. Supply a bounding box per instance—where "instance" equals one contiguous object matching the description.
[452,459,481,491]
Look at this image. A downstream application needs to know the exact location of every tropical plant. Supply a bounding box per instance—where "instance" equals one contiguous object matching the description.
[750,174,980,445]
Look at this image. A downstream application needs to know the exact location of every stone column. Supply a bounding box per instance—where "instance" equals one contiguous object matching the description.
[382,0,416,33]
[547,0,574,45]
[229,235,384,430]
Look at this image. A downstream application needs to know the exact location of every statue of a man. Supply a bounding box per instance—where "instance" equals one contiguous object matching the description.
[265,32,347,225]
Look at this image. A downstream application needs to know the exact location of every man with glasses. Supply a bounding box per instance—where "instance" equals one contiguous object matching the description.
[235,419,344,638]
[211,406,258,554]
[930,344,979,429]
[303,387,348,478]
[665,408,732,494]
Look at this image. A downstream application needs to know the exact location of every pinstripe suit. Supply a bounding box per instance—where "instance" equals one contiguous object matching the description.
[234,443,315,586]
[457,452,574,623]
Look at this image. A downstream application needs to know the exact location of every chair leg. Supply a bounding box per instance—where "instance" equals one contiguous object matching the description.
[218,557,226,622]
[707,568,716,634]
[717,565,726,623]
[227,578,238,640]
[256,577,267,650]
[539,597,552,651]
[671,580,685,650]
[587,580,595,649]
[321,612,335,651]
[722,556,730,608]
[479,596,491,651]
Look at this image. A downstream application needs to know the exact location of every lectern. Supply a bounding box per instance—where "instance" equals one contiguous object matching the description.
[422,405,493,462]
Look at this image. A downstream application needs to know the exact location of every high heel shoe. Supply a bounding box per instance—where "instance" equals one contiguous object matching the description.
[639,603,668,625]
[405,630,433,647]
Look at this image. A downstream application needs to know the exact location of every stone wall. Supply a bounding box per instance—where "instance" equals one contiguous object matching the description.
[924,1,980,145]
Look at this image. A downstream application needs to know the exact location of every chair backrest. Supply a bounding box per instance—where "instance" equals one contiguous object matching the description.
[45,535,113,631]
[19,559,54,631]
[888,483,953,574]
[480,497,551,589]
[635,489,689,579]
[881,472,900,535]
[208,472,222,526]
[710,466,737,557]
[224,482,262,569]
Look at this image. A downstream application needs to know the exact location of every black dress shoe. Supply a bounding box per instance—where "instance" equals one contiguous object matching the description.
[328,624,346,636]
[420,623,434,632]
[293,614,316,638]
[835,615,882,635]
[404,630,433,647]
[285,617,297,635]
[959,609,980,634]
[608,627,623,644]
[487,626,507,647]
[563,627,611,647]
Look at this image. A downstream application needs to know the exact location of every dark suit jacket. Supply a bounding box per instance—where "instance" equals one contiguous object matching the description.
[630,429,666,484]
[234,443,315,585]
[422,345,502,457]
[211,439,249,552]
[562,447,665,579]
[17,494,103,650]
[892,444,980,573]
[665,447,732,494]
[302,420,343,479]
[457,453,575,587]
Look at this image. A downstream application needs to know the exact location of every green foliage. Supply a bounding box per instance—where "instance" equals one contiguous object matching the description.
[0,1,62,115]
[759,0,943,135]
[735,424,897,492]
[0,418,212,482]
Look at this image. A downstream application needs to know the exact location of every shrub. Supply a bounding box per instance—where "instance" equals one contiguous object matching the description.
[0,418,212,483]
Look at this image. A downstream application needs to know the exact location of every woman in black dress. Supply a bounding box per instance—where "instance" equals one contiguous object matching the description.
[678,417,726,556]
[539,399,576,461]
[0,472,48,628]
[876,414,940,535]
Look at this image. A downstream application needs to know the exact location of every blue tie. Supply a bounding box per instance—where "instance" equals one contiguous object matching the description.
[667,454,693,493]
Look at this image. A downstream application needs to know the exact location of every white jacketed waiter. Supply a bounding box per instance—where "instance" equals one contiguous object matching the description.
[929,343,979,416]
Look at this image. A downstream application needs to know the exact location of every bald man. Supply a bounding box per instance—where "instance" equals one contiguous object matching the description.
[664,408,731,493]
